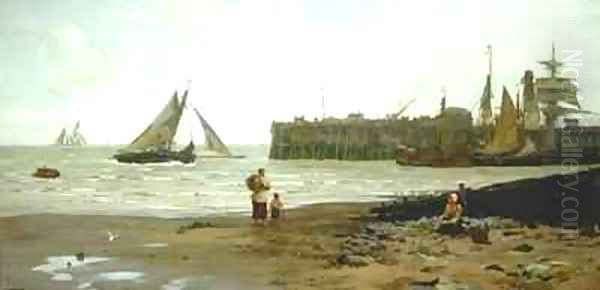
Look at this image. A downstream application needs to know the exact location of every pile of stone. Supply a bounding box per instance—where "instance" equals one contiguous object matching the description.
[481,258,577,288]
[335,222,406,267]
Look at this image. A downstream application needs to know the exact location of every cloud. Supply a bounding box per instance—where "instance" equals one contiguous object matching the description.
[45,24,115,97]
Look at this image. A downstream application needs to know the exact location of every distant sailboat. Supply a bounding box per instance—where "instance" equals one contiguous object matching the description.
[54,121,87,146]
[113,90,196,164]
[193,108,245,159]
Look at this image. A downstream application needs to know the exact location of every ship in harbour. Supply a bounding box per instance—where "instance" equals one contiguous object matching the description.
[397,44,600,167]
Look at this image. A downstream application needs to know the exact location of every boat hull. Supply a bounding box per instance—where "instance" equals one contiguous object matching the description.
[33,168,60,178]
[114,147,196,164]
[197,155,246,159]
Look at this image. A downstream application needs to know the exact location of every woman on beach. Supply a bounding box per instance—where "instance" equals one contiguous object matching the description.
[246,173,269,225]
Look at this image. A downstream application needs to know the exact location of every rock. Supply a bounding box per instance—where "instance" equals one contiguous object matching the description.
[388,233,407,242]
[435,221,465,237]
[536,256,553,263]
[512,243,534,253]
[341,237,385,256]
[524,264,553,281]
[482,264,505,273]
[519,280,553,290]
[336,254,372,267]
[467,222,490,244]
[409,277,439,287]
[436,281,484,290]
[503,230,526,236]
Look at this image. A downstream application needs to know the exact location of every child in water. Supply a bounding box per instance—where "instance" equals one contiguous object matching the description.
[270,193,285,220]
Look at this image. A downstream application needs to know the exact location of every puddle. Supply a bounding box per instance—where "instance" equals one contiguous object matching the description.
[142,243,168,248]
[97,271,144,281]
[52,273,73,281]
[76,272,145,289]
[162,276,215,290]
[32,256,112,281]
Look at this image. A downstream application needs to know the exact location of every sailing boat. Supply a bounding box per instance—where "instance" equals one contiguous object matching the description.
[54,121,87,146]
[192,108,245,159]
[113,90,196,164]
[472,87,541,166]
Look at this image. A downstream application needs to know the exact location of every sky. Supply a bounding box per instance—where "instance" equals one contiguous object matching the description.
[0,0,599,145]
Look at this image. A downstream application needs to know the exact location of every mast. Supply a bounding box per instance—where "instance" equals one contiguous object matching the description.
[538,42,563,78]
[440,86,447,114]
[487,44,493,80]
[479,45,494,129]
[321,86,325,120]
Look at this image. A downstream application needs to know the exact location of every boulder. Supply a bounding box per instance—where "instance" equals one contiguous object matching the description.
[435,221,465,237]
[524,263,553,281]
[512,243,534,253]
[336,254,372,267]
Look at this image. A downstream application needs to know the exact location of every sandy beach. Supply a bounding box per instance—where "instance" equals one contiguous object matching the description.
[1,202,599,290]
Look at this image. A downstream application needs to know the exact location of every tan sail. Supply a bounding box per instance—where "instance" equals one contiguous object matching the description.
[193,108,232,156]
[128,91,187,150]
[480,87,523,155]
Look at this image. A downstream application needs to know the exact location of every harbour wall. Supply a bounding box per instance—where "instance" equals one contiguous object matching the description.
[269,109,474,161]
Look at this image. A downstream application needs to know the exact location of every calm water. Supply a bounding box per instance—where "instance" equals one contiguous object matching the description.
[0,145,587,218]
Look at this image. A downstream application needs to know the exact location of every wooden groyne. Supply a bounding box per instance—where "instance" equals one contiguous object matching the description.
[372,167,600,228]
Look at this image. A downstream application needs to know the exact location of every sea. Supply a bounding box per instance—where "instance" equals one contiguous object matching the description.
[0,145,588,218]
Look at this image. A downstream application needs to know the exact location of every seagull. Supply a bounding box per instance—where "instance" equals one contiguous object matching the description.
[107,231,120,242]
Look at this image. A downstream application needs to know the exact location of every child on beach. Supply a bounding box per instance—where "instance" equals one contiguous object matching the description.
[442,192,463,221]
[270,193,285,220]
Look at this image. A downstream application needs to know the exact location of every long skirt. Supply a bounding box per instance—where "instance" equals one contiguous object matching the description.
[252,202,268,220]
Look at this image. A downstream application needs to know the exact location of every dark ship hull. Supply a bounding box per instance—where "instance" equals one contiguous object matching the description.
[114,143,196,164]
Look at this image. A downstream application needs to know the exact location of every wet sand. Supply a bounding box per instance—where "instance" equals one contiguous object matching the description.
[1,202,599,290]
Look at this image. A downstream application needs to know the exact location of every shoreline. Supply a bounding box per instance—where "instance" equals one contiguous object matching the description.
[2,168,599,290]
[2,201,600,290]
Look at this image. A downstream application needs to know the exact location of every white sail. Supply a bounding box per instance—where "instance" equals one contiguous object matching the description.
[69,121,87,145]
[193,108,232,156]
[128,91,187,150]
[55,128,68,145]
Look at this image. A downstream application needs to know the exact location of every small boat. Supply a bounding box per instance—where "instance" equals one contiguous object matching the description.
[33,167,60,178]
[113,90,196,164]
